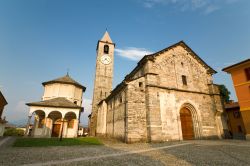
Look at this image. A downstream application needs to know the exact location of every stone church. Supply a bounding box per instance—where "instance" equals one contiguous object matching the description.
[89,31,227,143]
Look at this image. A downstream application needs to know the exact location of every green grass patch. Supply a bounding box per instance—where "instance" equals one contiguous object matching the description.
[13,137,103,147]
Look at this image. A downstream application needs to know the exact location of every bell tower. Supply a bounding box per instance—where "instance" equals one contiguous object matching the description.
[90,31,115,135]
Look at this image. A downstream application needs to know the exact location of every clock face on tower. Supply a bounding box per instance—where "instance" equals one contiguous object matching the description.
[100,54,111,65]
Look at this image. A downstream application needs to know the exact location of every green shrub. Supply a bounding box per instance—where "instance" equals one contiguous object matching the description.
[4,128,25,136]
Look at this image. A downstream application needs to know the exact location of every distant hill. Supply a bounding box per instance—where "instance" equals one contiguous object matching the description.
[10,118,26,126]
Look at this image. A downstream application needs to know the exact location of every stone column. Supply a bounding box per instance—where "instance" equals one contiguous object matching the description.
[43,117,48,137]
[25,115,32,136]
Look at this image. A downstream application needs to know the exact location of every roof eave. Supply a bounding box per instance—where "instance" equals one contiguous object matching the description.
[26,103,82,109]
[0,91,8,105]
[145,41,217,74]
[222,59,250,72]
[105,82,127,102]
[42,81,86,90]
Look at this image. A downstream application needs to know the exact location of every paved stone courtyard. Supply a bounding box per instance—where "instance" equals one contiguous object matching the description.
[0,137,250,166]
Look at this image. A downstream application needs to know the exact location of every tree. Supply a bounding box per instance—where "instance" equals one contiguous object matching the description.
[218,84,231,103]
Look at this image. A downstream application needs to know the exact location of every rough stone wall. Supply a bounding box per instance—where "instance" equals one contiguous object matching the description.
[144,44,225,141]
[100,43,226,142]
[91,40,114,136]
[144,86,163,142]
[126,77,148,143]
[113,101,125,140]
[105,73,148,143]
[209,84,228,138]
[149,45,212,93]
[96,101,107,135]
[106,107,113,137]
[145,87,222,141]
[106,90,126,141]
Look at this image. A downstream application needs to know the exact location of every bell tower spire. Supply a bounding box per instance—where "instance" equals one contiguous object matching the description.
[101,31,113,43]
[90,31,115,136]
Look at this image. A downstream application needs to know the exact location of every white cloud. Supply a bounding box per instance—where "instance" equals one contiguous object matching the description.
[204,5,220,14]
[191,0,207,9]
[115,47,153,61]
[141,0,239,14]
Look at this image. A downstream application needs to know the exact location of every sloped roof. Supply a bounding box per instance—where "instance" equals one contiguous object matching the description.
[105,41,217,101]
[222,59,250,72]
[126,41,216,81]
[26,97,82,109]
[0,91,7,105]
[146,41,216,74]
[101,31,113,43]
[42,74,86,91]
[96,31,115,50]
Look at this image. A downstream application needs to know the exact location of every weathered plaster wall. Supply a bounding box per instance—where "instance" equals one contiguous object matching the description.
[29,106,80,138]
[43,83,83,106]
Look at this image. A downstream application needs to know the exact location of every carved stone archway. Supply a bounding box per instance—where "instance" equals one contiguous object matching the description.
[180,103,201,140]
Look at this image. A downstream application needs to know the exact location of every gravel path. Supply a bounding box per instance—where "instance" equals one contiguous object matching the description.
[0,136,16,148]
[0,138,250,166]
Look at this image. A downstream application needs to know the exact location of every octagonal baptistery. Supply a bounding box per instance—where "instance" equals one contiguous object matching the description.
[42,74,85,105]
[26,74,86,138]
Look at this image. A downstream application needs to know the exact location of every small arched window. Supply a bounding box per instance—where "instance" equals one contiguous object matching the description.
[104,45,109,54]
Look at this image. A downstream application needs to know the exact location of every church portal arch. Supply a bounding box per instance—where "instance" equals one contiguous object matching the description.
[179,103,201,140]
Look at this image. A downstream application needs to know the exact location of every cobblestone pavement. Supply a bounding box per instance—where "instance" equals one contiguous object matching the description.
[0,137,250,166]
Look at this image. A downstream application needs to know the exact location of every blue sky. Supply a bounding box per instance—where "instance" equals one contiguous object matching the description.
[0,0,249,126]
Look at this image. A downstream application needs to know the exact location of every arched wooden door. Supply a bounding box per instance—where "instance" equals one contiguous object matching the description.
[180,107,194,140]
[52,120,61,137]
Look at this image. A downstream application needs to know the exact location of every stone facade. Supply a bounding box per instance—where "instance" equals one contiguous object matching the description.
[90,31,115,136]
[92,37,227,143]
